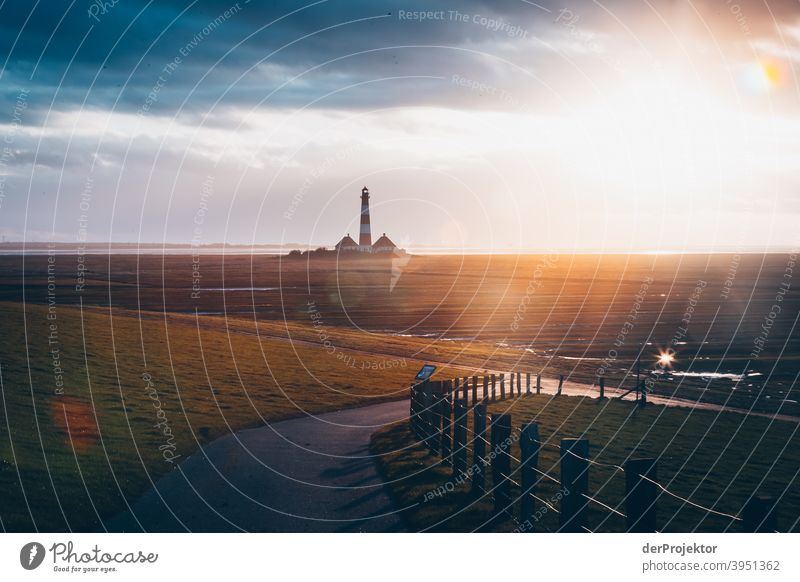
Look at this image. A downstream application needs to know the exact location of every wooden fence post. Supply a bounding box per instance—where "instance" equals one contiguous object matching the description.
[490,412,513,516]
[416,382,426,442]
[526,372,531,395]
[625,458,657,532]
[472,375,478,403]
[418,382,428,446]
[471,402,487,495]
[416,383,424,436]
[462,377,469,404]
[510,372,514,396]
[536,373,541,395]
[500,374,506,400]
[410,384,419,437]
[453,401,468,476]
[743,495,778,532]
[520,422,541,527]
[491,374,497,401]
[431,381,443,455]
[557,375,564,396]
[441,382,453,466]
[517,372,522,396]
[559,438,589,532]
[599,377,605,399]
[482,375,489,401]
[423,382,436,450]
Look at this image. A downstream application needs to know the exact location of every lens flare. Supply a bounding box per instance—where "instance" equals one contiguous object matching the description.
[761,61,782,87]
[739,61,783,95]
[657,351,675,368]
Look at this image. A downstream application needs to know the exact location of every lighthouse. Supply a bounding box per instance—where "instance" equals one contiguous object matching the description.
[359,186,372,248]
[332,185,404,256]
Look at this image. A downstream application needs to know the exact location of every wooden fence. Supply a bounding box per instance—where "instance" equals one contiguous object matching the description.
[409,373,780,533]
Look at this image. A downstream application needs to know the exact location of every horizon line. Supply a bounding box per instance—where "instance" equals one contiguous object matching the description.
[0,241,797,256]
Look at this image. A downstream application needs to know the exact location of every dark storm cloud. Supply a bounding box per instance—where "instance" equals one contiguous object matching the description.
[0,0,577,121]
[3,0,798,124]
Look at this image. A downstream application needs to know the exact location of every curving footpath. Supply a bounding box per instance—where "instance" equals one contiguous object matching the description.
[104,380,797,533]
[104,400,409,532]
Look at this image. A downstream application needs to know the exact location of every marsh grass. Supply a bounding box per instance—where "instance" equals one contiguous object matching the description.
[0,301,462,531]
[371,395,800,532]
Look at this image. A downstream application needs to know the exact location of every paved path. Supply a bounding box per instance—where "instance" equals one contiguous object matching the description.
[522,376,800,424]
[104,374,798,533]
[104,400,409,532]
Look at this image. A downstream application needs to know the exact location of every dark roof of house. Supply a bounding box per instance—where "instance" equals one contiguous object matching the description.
[335,235,358,248]
[372,233,396,248]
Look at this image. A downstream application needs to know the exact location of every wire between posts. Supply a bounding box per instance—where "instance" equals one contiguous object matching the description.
[466,424,562,485]
[430,385,747,528]
[530,493,560,514]
[538,439,626,472]
[582,493,626,518]
[637,474,743,522]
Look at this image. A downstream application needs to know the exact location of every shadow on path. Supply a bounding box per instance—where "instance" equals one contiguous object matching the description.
[104,400,410,532]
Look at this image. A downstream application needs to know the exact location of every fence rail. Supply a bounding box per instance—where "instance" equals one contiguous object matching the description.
[408,374,780,533]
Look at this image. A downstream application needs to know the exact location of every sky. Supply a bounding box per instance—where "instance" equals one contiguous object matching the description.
[1,0,799,252]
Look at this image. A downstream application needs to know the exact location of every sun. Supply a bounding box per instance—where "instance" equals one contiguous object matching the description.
[761,61,782,88]
[740,60,783,94]
[657,350,675,368]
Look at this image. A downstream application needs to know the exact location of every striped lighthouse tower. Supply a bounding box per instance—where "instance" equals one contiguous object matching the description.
[359,186,372,248]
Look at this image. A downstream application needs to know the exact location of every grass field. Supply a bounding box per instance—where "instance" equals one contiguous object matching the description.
[371,395,800,532]
[2,250,799,532]
[0,301,464,532]
[2,252,798,416]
